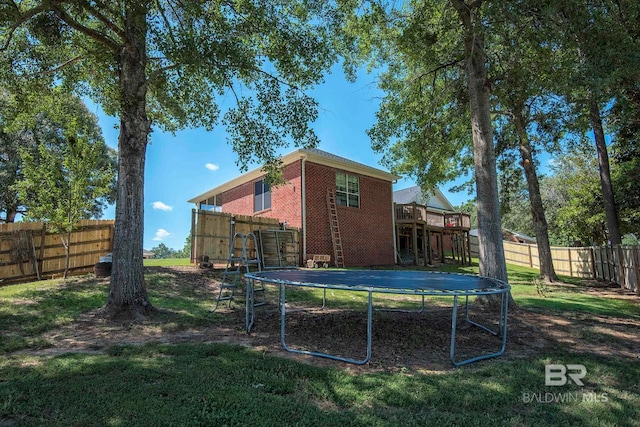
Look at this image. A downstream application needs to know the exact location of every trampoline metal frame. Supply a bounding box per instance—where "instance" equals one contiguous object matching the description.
[245,270,510,367]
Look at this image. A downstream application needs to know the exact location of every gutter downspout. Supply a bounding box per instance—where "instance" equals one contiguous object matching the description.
[392,180,398,264]
[302,154,308,262]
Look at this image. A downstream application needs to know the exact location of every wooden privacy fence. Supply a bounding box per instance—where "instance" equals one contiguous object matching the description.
[0,220,114,283]
[469,235,639,293]
[191,209,300,267]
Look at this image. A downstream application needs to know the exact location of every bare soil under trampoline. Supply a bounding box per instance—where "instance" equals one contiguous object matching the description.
[28,266,640,373]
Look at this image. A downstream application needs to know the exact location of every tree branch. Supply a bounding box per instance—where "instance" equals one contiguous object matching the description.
[250,66,302,92]
[226,80,240,105]
[92,0,121,19]
[1,1,50,51]
[155,0,180,49]
[36,55,85,76]
[148,62,181,83]
[50,4,121,52]
[410,57,465,87]
[449,0,472,29]
[166,0,187,33]
[76,1,125,39]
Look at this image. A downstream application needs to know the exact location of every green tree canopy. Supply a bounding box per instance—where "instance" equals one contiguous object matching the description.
[0,92,23,223]
[1,87,116,224]
[13,91,116,277]
[179,233,192,259]
[541,142,606,246]
[149,243,174,259]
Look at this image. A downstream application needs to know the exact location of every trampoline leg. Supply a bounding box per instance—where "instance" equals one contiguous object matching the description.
[280,284,286,346]
[246,277,255,333]
[281,285,372,365]
[451,292,509,367]
[464,295,499,336]
[450,295,459,365]
[498,292,507,335]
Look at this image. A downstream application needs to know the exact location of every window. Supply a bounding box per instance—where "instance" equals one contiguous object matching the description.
[198,196,221,212]
[254,180,271,212]
[336,172,359,208]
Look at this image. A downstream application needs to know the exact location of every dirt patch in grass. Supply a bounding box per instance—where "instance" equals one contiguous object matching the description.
[18,266,640,373]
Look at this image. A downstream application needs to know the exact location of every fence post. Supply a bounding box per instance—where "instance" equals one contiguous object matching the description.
[604,246,610,282]
[617,245,626,289]
[612,246,617,283]
[528,244,533,268]
[609,246,616,285]
[38,223,46,279]
[567,247,573,277]
[190,209,196,264]
[603,246,609,282]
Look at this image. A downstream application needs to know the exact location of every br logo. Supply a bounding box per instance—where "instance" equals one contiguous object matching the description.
[545,364,587,386]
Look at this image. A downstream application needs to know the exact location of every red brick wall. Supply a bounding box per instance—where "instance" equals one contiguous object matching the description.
[220,161,303,228]
[304,162,395,267]
[220,160,395,267]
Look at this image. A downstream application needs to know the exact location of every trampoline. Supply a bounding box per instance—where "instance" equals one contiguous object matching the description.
[244,269,510,367]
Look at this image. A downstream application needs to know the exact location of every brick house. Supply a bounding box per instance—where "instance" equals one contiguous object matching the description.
[188,148,399,267]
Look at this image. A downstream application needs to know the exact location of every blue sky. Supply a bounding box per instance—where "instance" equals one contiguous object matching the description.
[90,66,476,251]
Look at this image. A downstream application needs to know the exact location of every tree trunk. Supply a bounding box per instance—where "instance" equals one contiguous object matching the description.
[104,2,153,318]
[513,110,558,282]
[451,0,511,307]
[451,1,508,282]
[4,208,17,223]
[62,233,70,279]
[589,98,622,246]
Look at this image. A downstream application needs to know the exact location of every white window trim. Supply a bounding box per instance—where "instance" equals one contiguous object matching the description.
[336,172,360,208]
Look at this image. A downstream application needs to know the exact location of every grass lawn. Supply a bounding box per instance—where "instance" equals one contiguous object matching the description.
[1,262,639,426]
[143,257,192,267]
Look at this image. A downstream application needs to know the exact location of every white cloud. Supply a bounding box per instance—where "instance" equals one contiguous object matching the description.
[152,201,173,211]
[152,229,170,241]
[205,163,219,171]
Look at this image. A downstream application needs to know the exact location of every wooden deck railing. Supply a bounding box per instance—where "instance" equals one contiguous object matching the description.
[444,212,471,229]
[394,203,471,230]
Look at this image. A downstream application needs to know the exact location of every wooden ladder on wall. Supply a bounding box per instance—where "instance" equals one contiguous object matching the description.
[327,189,345,268]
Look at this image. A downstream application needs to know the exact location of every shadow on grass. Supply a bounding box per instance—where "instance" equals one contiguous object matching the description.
[0,268,226,353]
[0,342,637,427]
[0,279,107,353]
[144,266,225,328]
